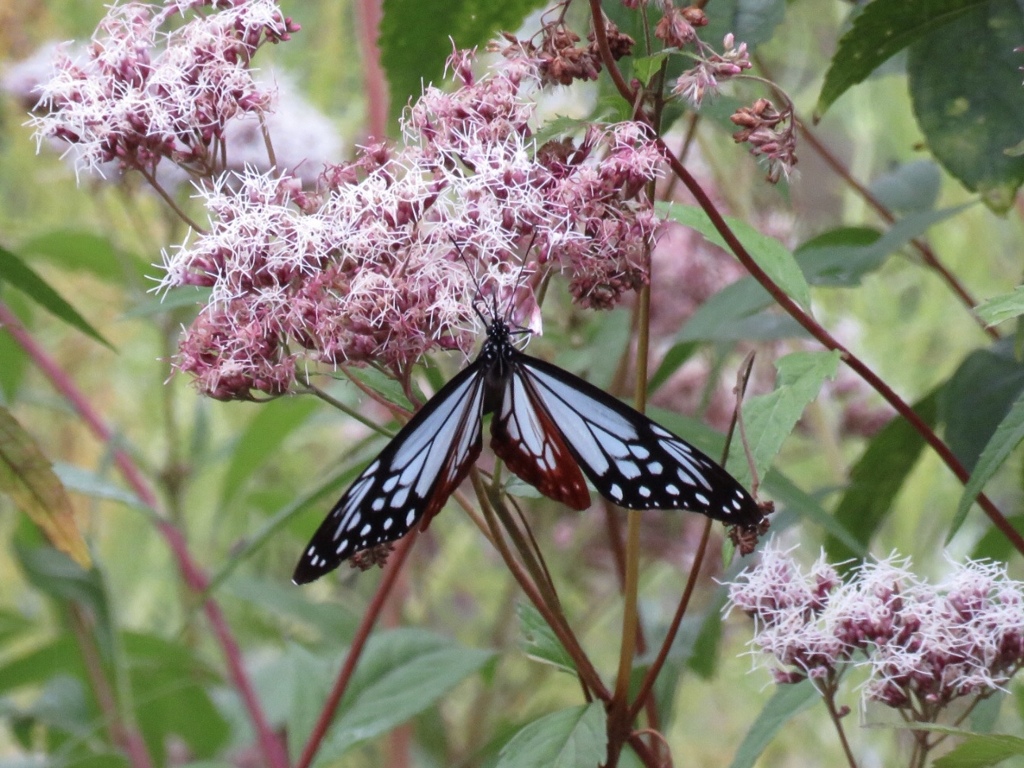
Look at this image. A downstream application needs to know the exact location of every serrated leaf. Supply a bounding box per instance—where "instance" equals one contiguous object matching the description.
[316,629,494,763]
[380,0,547,124]
[495,702,606,768]
[728,680,817,768]
[817,0,983,116]
[932,732,1024,767]
[0,409,90,568]
[908,0,1024,211]
[976,286,1024,327]
[219,397,319,510]
[953,388,1024,539]
[827,392,938,565]
[659,203,812,312]
[0,247,113,350]
[517,602,577,675]
[727,351,841,488]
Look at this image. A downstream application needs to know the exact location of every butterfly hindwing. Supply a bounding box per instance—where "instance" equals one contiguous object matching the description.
[490,362,591,510]
[511,353,762,528]
[292,363,486,584]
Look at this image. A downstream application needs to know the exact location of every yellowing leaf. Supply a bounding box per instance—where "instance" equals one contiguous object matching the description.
[0,408,91,569]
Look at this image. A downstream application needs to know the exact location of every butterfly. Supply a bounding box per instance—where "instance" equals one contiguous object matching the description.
[293,315,765,583]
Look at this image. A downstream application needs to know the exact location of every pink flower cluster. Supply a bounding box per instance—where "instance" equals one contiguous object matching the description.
[158,52,662,399]
[670,32,751,110]
[727,543,1024,715]
[30,0,298,179]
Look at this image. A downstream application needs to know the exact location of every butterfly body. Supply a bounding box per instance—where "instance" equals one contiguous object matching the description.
[293,319,762,584]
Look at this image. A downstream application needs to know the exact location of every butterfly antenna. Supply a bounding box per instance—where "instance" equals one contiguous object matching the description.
[502,230,538,329]
[448,234,490,326]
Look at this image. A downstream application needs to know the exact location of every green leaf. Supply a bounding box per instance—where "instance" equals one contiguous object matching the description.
[279,644,335,763]
[648,341,699,395]
[727,351,842,489]
[827,392,939,565]
[316,629,494,763]
[219,397,319,510]
[128,633,230,759]
[908,0,1024,211]
[225,575,359,644]
[932,732,1024,767]
[953,388,1024,539]
[817,0,983,116]
[517,602,577,675]
[868,159,942,214]
[19,230,140,284]
[0,247,113,350]
[799,204,974,288]
[728,680,818,768]
[631,52,670,85]
[122,286,212,319]
[495,702,606,768]
[940,344,1024,472]
[659,203,812,311]
[0,409,91,568]
[763,470,865,556]
[702,0,787,50]
[52,462,146,510]
[380,0,547,124]
[976,286,1024,327]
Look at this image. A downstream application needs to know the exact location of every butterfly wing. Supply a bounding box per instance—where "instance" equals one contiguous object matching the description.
[490,358,591,510]
[293,363,486,584]
[505,353,763,528]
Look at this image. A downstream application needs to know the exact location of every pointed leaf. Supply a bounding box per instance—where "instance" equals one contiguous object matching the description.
[517,602,577,675]
[0,247,113,350]
[932,732,1024,767]
[941,344,1024,472]
[817,0,982,115]
[0,409,90,568]
[495,702,606,768]
[316,629,494,762]
[20,230,136,284]
[827,392,939,565]
[728,680,817,768]
[976,286,1024,328]
[953,389,1024,539]
[219,397,319,510]
[659,203,812,311]
[727,351,842,488]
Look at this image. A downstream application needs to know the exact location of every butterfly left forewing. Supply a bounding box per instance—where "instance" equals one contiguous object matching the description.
[293,364,486,584]
[515,354,763,528]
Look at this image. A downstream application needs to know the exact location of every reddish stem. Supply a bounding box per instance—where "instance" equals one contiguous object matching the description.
[295,532,418,768]
[354,0,388,141]
[654,146,1024,556]
[0,304,289,768]
[794,120,997,341]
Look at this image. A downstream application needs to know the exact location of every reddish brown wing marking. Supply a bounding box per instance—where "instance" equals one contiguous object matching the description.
[490,366,591,510]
